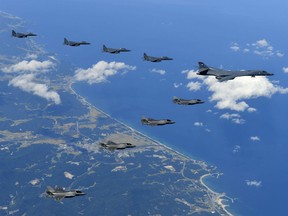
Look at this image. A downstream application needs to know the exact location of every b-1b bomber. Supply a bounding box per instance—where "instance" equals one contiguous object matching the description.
[100,140,136,150]
[143,53,173,62]
[12,30,37,38]
[173,96,204,105]
[102,45,131,54]
[64,38,91,46]
[45,186,85,201]
[141,117,175,126]
[197,62,274,82]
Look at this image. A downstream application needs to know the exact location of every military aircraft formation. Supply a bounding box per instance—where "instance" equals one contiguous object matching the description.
[11,27,275,201]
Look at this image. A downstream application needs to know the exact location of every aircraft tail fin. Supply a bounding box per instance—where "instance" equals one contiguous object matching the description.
[12,30,16,37]
[103,45,107,52]
[143,53,148,60]
[64,38,68,45]
[197,62,210,74]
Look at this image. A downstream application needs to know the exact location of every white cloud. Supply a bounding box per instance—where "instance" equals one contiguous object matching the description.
[194,122,203,127]
[283,67,288,73]
[232,145,241,153]
[150,68,166,75]
[187,81,202,91]
[276,52,284,57]
[253,39,269,47]
[173,82,183,88]
[231,39,284,58]
[230,43,240,52]
[246,180,262,187]
[74,61,136,84]
[220,113,245,124]
[250,136,260,141]
[9,74,61,104]
[64,171,74,179]
[2,60,55,73]
[247,107,257,112]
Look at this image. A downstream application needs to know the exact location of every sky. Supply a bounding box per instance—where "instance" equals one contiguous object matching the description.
[1,0,288,215]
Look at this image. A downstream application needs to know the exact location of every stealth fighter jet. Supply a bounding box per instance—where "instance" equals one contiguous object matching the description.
[173,96,204,105]
[102,45,131,54]
[12,30,37,38]
[197,62,273,82]
[143,53,173,62]
[64,38,91,46]
[100,140,136,150]
[45,186,85,201]
[141,117,175,126]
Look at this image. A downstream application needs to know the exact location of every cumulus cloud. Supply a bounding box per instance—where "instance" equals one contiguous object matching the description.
[232,145,241,153]
[64,171,74,179]
[173,82,183,88]
[194,122,204,127]
[250,136,260,141]
[74,61,136,84]
[230,39,284,58]
[2,60,55,73]
[9,74,61,104]
[150,68,166,75]
[220,113,245,124]
[246,180,262,187]
[283,67,288,73]
[230,42,240,51]
[185,70,288,112]
[187,81,202,91]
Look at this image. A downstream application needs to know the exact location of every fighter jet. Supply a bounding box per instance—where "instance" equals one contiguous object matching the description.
[143,53,173,62]
[197,62,273,82]
[12,30,37,38]
[64,38,91,46]
[45,186,85,201]
[100,140,136,150]
[141,117,175,126]
[102,45,131,54]
[173,96,204,105]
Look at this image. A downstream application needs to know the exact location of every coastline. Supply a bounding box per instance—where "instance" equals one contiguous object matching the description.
[68,80,234,216]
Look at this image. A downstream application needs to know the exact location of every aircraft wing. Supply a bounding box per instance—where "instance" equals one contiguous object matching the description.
[55,195,65,201]
[216,75,236,82]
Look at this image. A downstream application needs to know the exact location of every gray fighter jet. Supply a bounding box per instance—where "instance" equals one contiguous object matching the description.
[12,30,37,38]
[141,117,175,126]
[143,53,173,62]
[64,38,91,46]
[100,140,136,150]
[197,62,273,82]
[102,45,131,54]
[46,186,85,201]
[173,96,204,105]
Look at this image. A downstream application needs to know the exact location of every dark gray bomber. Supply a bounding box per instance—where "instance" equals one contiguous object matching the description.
[197,62,273,82]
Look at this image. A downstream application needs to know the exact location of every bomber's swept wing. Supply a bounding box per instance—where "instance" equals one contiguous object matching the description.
[216,75,236,82]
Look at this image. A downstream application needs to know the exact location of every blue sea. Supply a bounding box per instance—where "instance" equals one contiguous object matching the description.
[2,0,288,215]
